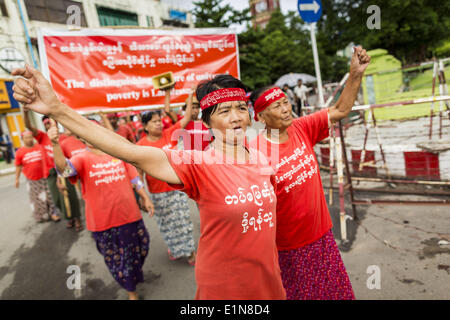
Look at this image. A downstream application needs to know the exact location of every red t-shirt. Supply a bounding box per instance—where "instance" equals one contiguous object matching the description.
[34,130,66,169]
[115,124,136,143]
[136,121,181,193]
[249,109,331,251]
[60,135,87,159]
[15,144,48,180]
[68,151,142,232]
[161,115,174,130]
[180,120,212,151]
[164,147,286,300]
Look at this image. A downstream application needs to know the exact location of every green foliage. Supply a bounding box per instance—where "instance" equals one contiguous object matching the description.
[238,9,350,90]
[192,0,250,28]
[319,0,450,64]
[191,0,449,91]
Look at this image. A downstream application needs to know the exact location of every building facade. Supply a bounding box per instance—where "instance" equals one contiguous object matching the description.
[0,0,193,153]
[248,0,280,29]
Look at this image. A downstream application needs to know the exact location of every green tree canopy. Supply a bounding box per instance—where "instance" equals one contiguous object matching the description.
[192,0,250,28]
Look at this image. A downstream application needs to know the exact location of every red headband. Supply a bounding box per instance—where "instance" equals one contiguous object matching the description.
[253,87,286,120]
[200,88,247,110]
[21,130,33,138]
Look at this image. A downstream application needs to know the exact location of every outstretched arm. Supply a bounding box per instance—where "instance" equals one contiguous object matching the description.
[12,65,182,185]
[329,46,371,123]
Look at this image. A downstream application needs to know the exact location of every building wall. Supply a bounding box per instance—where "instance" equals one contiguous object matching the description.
[249,0,280,29]
[0,0,192,148]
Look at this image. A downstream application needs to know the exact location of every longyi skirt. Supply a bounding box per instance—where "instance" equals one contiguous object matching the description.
[92,219,150,292]
[278,229,355,300]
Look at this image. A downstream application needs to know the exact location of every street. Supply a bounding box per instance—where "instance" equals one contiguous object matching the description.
[0,170,449,300]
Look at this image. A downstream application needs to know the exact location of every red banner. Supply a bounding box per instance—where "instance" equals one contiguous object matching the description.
[37,28,240,112]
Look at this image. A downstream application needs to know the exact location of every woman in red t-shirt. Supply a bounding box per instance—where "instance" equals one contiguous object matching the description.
[248,47,370,300]
[48,120,154,300]
[13,66,286,300]
[14,130,56,222]
[136,89,196,265]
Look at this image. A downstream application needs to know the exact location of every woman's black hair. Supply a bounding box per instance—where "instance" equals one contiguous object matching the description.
[196,74,247,126]
[141,110,161,134]
[141,110,161,125]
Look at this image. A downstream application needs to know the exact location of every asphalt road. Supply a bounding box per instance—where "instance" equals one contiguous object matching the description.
[1,169,449,300]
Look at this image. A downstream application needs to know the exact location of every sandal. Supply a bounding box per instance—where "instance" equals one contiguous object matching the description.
[66,219,74,229]
[74,218,83,232]
[51,214,61,222]
[168,250,180,261]
[187,252,196,266]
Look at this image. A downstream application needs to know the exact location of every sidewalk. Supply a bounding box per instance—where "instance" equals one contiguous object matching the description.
[0,160,15,176]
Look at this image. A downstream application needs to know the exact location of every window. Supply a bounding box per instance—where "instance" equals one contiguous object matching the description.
[24,0,87,26]
[0,0,8,17]
[97,6,138,26]
[146,15,154,27]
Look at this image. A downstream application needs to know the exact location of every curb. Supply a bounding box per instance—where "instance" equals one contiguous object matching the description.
[0,167,15,177]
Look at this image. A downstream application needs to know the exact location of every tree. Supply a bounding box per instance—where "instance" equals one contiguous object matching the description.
[318,0,450,64]
[192,0,250,28]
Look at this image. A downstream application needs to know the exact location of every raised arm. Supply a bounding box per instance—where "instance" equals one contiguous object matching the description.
[12,65,182,185]
[99,112,114,131]
[178,86,195,129]
[23,110,38,136]
[329,46,371,123]
[163,89,178,124]
[47,119,67,174]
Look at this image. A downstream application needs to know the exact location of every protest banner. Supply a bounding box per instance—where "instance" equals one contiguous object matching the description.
[37,28,240,113]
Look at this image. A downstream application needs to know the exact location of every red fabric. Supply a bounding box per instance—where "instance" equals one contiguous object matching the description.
[164,148,286,300]
[180,120,212,151]
[136,121,181,193]
[34,130,65,169]
[249,109,332,250]
[161,115,174,130]
[199,88,247,110]
[58,133,68,143]
[60,135,87,159]
[115,124,136,143]
[15,144,48,180]
[254,87,285,116]
[68,151,142,232]
[131,120,143,132]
